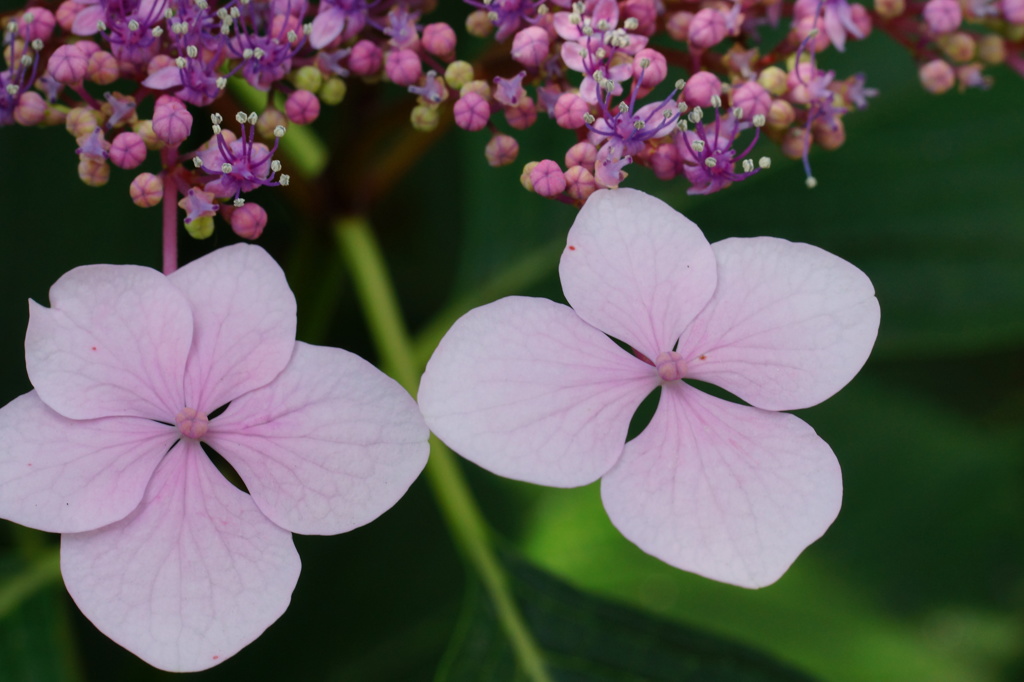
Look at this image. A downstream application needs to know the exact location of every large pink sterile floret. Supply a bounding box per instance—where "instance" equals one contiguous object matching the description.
[0,244,429,671]
[419,189,879,588]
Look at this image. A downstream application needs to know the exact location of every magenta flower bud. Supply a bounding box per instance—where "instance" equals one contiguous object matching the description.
[16,8,56,42]
[422,22,457,59]
[88,50,119,86]
[129,172,163,207]
[683,71,723,108]
[13,91,47,126]
[511,26,550,67]
[849,4,873,38]
[688,8,728,49]
[48,44,88,85]
[1004,0,1024,23]
[55,0,79,31]
[622,0,659,35]
[453,91,491,131]
[285,90,321,125]
[485,134,519,167]
[78,157,110,187]
[923,0,962,33]
[530,160,566,198]
[349,40,383,76]
[665,11,693,41]
[731,81,771,120]
[385,49,422,87]
[152,95,192,147]
[553,93,589,129]
[504,98,537,130]
[564,165,597,202]
[230,202,268,240]
[109,132,147,169]
[919,59,956,94]
[565,141,598,171]
[648,142,680,180]
[632,49,668,91]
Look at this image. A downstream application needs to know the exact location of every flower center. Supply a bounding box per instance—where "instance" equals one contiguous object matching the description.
[655,351,688,382]
[175,406,209,440]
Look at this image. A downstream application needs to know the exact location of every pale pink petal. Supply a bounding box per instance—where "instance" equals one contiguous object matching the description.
[676,237,880,411]
[309,8,344,49]
[419,296,658,487]
[71,4,104,35]
[0,391,174,533]
[553,12,581,41]
[559,189,718,360]
[593,0,620,28]
[560,40,586,72]
[601,383,842,588]
[26,264,193,420]
[206,342,428,536]
[169,244,296,413]
[141,65,183,91]
[61,440,300,672]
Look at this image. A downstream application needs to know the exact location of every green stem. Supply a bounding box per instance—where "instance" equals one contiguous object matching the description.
[0,547,61,620]
[333,216,553,682]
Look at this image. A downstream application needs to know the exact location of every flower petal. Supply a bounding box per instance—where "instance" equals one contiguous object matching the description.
[169,244,297,413]
[601,383,842,588]
[559,189,717,359]
[206,342,429,536]
[61,440,300,672]
[26,264,193,420]
[0,391,174,533]
[676,237,880,411]
[419,296,658,487]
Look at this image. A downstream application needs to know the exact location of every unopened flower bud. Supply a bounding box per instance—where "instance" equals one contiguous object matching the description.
[132,119,161,149]
[66,106,99,137]
[919,59,956,94]
[688,8,727,49]
[185,215,215,240]
[665,11,693,41]
[730,81,771,120]
[780,127,811,160]
[519,161,538,192]
[465,10,493,38]
[485,133,519,167]
[410,103,439,131]
[255,108,288,138]
[553,93,589,129]
[874,0,905,18]
[504,97,537,130]
[812,117,846,150]
[422,22,457,59]
[348,40,382,76]
[16,7,56,42]
[460,79,491,100]
[766,98,796,128]
[1004,0,1024,23]
[529,159,567,197]
[229,202,267,239]
[152,95,192,146]
[78,156,110,187]
[87,50,119,85]
[109,131,147,168]
[385,48,422,86]
[938,32,975,62]
[48,43,88,84]
[564,165,597,201]
[632,48,667,92]
[291,64,323,93]
[511,26,550,67]
[758,66,788,95]
[682,71,722,108]
[320,77,347,105]
[453,91,491,131]
[923,0,962,33]
[565,141,598,172]
[13,91,47,126]
[977,35,1006,64]
[285,89,320,124]
[129,172,163,207]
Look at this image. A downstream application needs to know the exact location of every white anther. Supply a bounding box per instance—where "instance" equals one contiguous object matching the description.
[20,54,32,67]
[235,111,248,123]
[128,19,140,31]
[691,139,705,153]
[617,101,629,113]
[242,48,253,59]
[221,162,233,173]
[233,197,245,207]
[220,23,230,35]
[805,176,817,189]
[5,20,16,33]
[164,8,174,19]
[752,114,766,127]
[193,156,204,168]
[273,125,286,137]
[624,17,639,30]
[688,107,703,123]
[287,30,297,43]
[569,13,581,25]
[212,124,221,134]
[676,119,689,131]
[633,120,645,130]
[211,112,223,124]
[487,10,499,20]
[23,12,34,22]
[151,26,164,37]
[677,102,688,114]
[582,25,594,36]
[30,39,43,51]
[186,44,198,58]
[582,112,596,124]
[758,156,771,169]
[215,77,227,89]
[537,4,548,13]
[247,111,257,125]
[271,159,282,172]
[175,56,187,68]
[230,7,240,17]
[710,94,722,109]
[598,18,610,30]
[181,21,190,32]
[217,8,228,19]
[603,79,614,92]
[5,83,18,95]
[732,107,743,119]
[278,174,290,186]
[196,0,209,9]
[704,157,717,168]
[303,23,312,35]
[742,158,754,173]
[674,78,686,90]
[253,47,265,59]
[96,19,107,31]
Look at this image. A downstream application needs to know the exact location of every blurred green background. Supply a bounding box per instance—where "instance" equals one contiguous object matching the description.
[1,9,1023,681]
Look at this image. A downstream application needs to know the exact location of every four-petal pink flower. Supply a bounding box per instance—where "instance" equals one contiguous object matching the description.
[418,189,879,588]
[0,244,429,671]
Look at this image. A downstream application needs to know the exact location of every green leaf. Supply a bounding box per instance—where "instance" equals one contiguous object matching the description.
[439,551,817,682]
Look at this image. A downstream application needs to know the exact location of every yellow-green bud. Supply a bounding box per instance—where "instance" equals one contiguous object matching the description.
[291,65,323,93]
[757,66,788,96]
[133,119,163,150]
[320,77,347,105]
[460,79,491,100]
[66,107,99,138]
[185,215,215,240]
[520,161,538,192]
[410,103,439,132]
[444,61,475,90]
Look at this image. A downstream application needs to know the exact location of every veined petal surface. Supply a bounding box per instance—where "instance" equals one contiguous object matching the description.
[0,391,174,533]
[61,440,300,673]
[207,342,429,536]
[169,244,297,413]
[559,189,717,359]
[677,237,880,411]
[26,264,193,420]
[419,296,658,487]
[601,383,842,588]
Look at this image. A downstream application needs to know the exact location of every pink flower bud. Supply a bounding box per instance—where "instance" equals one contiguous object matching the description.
[553,93,589,129]
[648,142,680,180]
[385,48,422,87]
[682,71,722,108]
[109,132,147,169]
[511,26,550,67]
[688,8,727,50]
[504,97,537,130]
[529,160,566,198]
[731,81,771,120]
[485,134,519,167]
[564,141,597,171]
[812,117,846,151]
[849,4,873,39]
[453,91,491,131]
[78,157,110,187]
[792,16,831,53]
[767,98,796,128]
[75,40,100,58]
[465,10,494,38]
[152,95,192,147]
[349,40,383,76]
[13,91,47,126]
[780,127,810,160]
[256,107,289,139]
[632,49,668,93]
[564,165,597,202]
[16,8,56,42]
[65,106,99,137]
[285,89,320,125]
[621,0,659,35]
[422,22,457,59]
[919,59,956,94]
[230,202,268,239]
[923,0,962,33]
[88,50,119,85]
[665,11,693,41]
[48,44,88,84]
[129,172,163,207]
[1004,0,1024,22]
[55,0,80,31]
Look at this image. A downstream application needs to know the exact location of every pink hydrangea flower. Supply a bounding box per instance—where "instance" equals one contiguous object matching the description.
[0,245,429,671]
[419,189,879,588]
